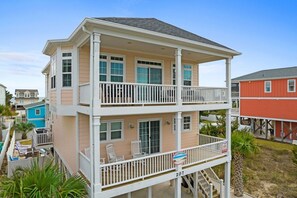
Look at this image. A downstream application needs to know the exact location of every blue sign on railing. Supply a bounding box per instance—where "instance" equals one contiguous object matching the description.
[173,151,187,165]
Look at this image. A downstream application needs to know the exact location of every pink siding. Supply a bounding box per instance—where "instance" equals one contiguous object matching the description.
[61,90,73,105]
[53,115,77,172]
[78,112,199,160]
[79,46,90,84]
[78,113,90,151]
[50,90,56,104]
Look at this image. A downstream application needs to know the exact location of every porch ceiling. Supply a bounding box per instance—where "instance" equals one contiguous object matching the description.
[84,35,225,63]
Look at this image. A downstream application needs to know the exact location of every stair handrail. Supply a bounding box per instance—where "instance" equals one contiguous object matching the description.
[199,171,212,197]
[204,168,223,197]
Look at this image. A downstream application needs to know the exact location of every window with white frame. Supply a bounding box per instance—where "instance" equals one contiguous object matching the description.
[172,64,192,86]
[100,121,123,142]
[99,54,124,82]
[173,115,192,132]
[264,81,271,93]
[62,52,72,87]
[35,109,40,115]
[51,54,57,89]
[288,79,296,92]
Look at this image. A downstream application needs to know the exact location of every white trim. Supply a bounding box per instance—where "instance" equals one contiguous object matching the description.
[99,120,124,142]
[137,118,163,154]
[235,76,297,83]
[35,108,40,115]
[241,97,297,100]
[264,80,271,93]
[287,79,296,93]
[61,50,73,88]
[239,115,297,123]
[27,118,45,121]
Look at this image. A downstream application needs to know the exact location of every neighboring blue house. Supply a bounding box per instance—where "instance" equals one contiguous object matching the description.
[24,101,45,128]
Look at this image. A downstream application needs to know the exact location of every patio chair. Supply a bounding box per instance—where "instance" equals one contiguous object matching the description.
[131,140,147,158]
[106,144,124,163]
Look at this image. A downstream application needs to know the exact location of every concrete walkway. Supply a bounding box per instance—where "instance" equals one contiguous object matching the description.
[115,181,254,198]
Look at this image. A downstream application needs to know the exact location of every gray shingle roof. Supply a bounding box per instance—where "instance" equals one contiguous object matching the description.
[232,66,297,82]
[95,17,232,50]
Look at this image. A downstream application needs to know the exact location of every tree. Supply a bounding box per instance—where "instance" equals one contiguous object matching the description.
[231,129,259,197]
[0,105,12,141]
[5,90,13,107]
[15,122,35,139]
[0,159,87,197]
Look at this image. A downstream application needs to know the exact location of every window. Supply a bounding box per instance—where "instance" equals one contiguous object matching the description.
[173,115,192,132]
[100,121,123,142]
[264,81,271,93]
[136,59,162,84]
[35,109,40,115]
[62,52,72,87]
[288,79,296,92]
[99,54,124,82]
[172,64,192,86]
[51,54,57,89]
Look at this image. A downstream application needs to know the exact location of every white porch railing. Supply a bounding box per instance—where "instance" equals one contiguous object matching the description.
[32,129,53,147]
[99,139,227,188]
[79,83,90,105]
[79,152,91,181]
[79,82,228,105]
[100,82,177,105]
[182,86,227,103]
[199,134,225,145]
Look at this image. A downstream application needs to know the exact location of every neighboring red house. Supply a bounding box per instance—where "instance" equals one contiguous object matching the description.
[232,66,297,143]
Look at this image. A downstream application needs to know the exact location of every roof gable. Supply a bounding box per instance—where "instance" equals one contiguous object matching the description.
[95,17,232,50]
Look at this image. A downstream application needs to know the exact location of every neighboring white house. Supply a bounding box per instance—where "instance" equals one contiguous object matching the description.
[0,84,6,106]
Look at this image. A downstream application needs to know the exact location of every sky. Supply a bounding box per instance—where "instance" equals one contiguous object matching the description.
[0,0,297,97]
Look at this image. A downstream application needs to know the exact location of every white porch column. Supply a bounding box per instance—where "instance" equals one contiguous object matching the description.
[175,111,182,198]
[225,58,232,198]
[89,32,102,197]
[175,48,182,106]
[93,33,101,108]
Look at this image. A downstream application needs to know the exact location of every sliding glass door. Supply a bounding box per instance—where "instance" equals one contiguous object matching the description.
[139,120,161,154]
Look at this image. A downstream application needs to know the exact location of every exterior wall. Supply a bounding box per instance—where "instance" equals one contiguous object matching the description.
[52,115,77,172]
[240,99,297,120]
[61,90,73,105]
[50,90,56,105]
[79,45,90,84]
[79,112,199,160]
[275,121,297,140]
[240,78,297,97]
[78,113,90,151]
[26,105,46,128]
[78,47,199,86]
[0,86,6,105]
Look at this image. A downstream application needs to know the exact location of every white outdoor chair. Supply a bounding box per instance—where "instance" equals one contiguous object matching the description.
[106,144,124,163]
[131,140,147,158]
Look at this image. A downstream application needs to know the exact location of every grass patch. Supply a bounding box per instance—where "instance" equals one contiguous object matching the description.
[213,139,297,197]
[18,139,32,145]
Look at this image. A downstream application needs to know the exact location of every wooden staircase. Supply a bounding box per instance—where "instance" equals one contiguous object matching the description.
[182,169,221,198]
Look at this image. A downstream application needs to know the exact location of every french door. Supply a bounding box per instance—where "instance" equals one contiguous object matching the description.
[138,120,161,154]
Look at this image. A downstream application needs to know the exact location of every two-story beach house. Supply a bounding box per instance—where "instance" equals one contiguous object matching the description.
[232,66,297,143]
[42,17,240,198]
